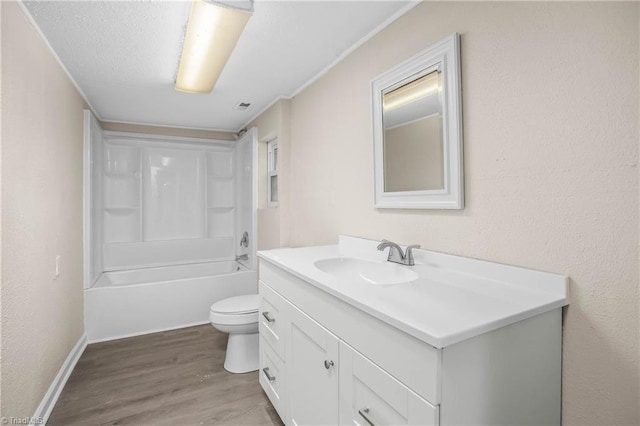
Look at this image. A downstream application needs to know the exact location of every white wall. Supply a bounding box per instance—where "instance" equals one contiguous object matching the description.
[1,1,85,418]
[285,2,638,424]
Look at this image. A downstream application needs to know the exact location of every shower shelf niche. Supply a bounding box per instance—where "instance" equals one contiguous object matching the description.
[207,151,235,239]
[102,142,142,244]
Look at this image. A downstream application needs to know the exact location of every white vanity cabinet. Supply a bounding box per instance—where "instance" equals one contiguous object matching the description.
[258,236,567,426]
[259,261,440,426]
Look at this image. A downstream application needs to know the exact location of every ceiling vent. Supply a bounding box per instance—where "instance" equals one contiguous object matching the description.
[234,102,252,111]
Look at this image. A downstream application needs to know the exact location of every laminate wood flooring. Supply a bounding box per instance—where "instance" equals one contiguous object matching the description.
[48,325,283,426]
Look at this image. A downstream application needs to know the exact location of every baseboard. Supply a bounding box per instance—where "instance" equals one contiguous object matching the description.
[33,333,87,424]
[87,321,210,344]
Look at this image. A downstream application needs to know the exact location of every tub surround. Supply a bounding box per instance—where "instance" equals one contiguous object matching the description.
[88,127,240,274]
[85,116,258,279]
[257,235,567,424]
[258,235,568,348]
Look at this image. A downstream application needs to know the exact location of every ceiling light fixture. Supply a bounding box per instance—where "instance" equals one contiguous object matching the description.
[175,0,253,93]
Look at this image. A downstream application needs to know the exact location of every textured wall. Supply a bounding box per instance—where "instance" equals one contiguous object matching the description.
[1,1,85,418]
[288,2,639,424]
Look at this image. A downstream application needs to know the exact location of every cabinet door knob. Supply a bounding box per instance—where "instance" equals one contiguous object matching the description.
[324,360,334,370]
[358,408,375,426]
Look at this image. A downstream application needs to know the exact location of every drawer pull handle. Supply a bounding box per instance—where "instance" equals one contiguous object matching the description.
[324,360,334,370]
[262,311,276,323]
[262,367,276,382]
[358,408,375,426]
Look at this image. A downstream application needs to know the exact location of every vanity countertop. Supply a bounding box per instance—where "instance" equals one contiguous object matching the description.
[257,235,568,348]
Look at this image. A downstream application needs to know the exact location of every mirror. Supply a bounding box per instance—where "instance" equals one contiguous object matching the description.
[372,33,463,209]
[383,68,444,192]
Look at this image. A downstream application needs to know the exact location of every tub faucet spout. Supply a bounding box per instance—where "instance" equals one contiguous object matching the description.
[236,254,249,262]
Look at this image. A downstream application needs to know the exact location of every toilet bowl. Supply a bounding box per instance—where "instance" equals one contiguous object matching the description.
[209,294,259,373]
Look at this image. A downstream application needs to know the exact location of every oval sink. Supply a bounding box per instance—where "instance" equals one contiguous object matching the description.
[314,257,418,285]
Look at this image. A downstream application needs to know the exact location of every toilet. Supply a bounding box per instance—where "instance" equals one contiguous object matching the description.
[209,294,260,373]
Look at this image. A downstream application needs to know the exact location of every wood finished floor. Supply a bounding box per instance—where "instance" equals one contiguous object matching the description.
[48,325,283,426]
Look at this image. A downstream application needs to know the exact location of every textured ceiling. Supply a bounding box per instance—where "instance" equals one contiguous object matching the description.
[23,0,412,131]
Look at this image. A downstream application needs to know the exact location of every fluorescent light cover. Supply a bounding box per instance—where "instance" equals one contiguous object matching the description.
[383,70,441,111]
[176,0,252,93]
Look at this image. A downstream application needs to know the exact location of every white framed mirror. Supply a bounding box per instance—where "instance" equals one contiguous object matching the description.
[372,33,463,209]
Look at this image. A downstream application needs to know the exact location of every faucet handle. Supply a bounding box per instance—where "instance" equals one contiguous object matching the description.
[404,244,421,266]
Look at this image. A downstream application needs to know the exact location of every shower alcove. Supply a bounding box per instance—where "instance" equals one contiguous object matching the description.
[83,111,258,342]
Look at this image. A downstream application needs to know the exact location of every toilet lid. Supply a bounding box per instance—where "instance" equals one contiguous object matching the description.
[210,294,259,315]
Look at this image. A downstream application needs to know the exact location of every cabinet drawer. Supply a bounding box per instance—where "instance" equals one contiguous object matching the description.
[259,336,287,421]
[259,280,287,360]
[340,342,439,426]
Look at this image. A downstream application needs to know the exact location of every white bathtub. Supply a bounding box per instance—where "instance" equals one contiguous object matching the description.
[85,261,257,342]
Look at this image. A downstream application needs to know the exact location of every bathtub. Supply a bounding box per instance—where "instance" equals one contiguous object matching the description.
[84,261,257,342]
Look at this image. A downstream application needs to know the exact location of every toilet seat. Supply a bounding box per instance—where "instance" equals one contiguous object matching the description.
[211,294,259,314]
[210,294,259,325]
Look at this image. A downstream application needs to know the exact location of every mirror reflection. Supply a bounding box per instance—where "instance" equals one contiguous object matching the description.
[382,68,444,192]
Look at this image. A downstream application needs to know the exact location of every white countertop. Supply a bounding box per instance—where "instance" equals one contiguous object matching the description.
[257,235,568,348]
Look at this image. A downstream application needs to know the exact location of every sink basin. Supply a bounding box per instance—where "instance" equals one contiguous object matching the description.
[314,257,418,285]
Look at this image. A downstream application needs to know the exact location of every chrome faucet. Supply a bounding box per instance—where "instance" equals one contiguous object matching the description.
[377,240,421,266]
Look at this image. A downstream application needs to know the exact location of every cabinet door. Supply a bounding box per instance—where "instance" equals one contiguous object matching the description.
[339,342,439,426]
[287,305,339,426]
